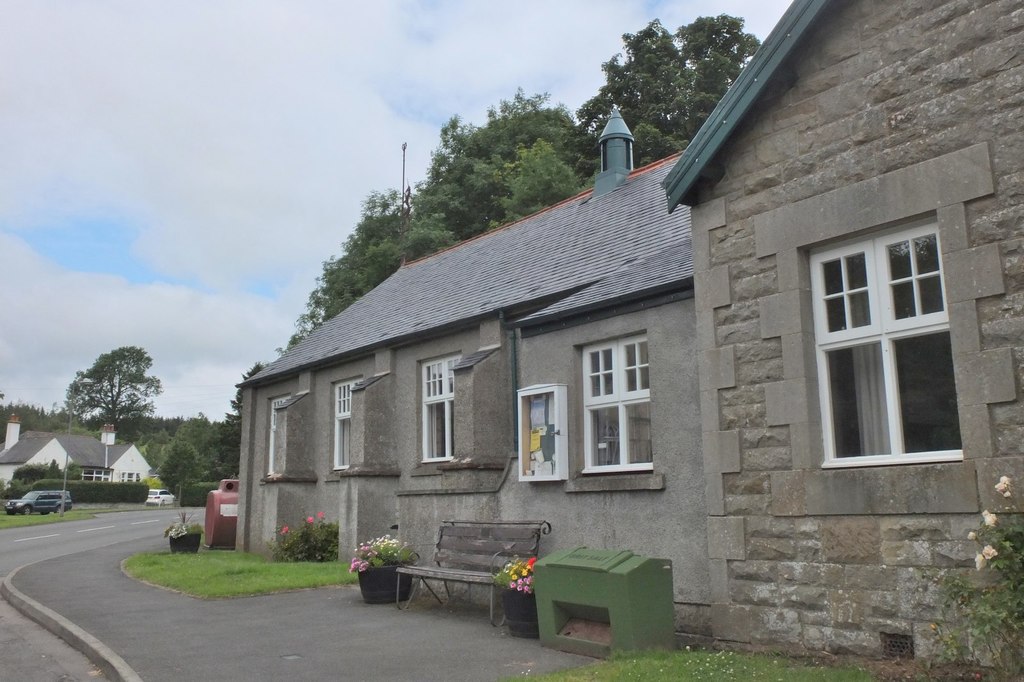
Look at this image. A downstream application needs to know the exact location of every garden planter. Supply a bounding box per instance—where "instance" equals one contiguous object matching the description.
[358,565,412,604]
[169,533,202,554]
[501,589,539,638]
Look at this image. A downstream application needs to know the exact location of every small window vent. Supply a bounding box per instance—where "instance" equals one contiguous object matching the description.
[880,632,914,659]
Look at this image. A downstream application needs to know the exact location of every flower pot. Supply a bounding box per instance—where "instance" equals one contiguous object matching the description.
[501,589,539,638]
[169,533,201,554]
[358,565,413,604]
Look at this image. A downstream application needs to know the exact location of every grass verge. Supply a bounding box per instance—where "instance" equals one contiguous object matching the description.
[0,510,105,529]
[513,650,875,682]
[123,550,358,598]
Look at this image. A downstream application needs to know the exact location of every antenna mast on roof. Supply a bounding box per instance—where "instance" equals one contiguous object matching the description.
[400,142,412,264]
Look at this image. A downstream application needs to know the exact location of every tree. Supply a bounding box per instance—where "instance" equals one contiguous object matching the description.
[68,346,163,441]
[210,362,265,480]
[499,140,582,223]
[12,463,49,484]
[158,438,201,495]
[575,16,760,173]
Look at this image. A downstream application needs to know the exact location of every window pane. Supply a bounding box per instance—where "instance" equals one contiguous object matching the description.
[891,281,916,319]
[888,240,912,280]
[826,298,847,332]
[603,373,614,395]
[638,341,648,365]
[590,351,601,374]
[849,292,871,328]
[427,402,446,457]
[827,343,891,457]
[914,234,939,274]
[640,366,649,391]
[336,419,350,467]
[918,275,944,315]
[591,406,620,466]
[845,253,867,289]
[625,343,636,366]
[894,332,961,453]
[626,367,637,392]
[823,259,843,295]
[626,402,652,464]
[601,348,613,371]
[590,375,601,397]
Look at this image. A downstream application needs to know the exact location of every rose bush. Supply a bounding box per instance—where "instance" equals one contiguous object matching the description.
[938,475,1024,678]
[269,511,339,562]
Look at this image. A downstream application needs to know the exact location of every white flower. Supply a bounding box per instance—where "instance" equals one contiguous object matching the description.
[995,476,1012,497]
[976,553,987,570]
[982,545,999,560]
[967,531,977,541]
[983,510,998,527]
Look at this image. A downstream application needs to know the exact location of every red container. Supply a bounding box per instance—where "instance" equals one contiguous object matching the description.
[204,479,239,549]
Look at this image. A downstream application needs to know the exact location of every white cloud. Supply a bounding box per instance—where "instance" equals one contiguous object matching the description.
[0,0,791,420]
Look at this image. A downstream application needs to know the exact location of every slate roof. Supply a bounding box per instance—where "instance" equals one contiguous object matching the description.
[0,432,131,469]
[247,154,693,387]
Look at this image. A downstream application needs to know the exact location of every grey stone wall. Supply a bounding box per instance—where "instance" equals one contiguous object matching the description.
[689,0,1022,658]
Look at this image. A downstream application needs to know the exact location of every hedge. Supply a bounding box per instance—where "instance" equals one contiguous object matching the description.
[31,480,149,504]
[179,481,220,507]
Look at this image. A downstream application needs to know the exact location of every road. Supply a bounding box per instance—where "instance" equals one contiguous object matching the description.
[0,507,204,682]
[0,508,204,576]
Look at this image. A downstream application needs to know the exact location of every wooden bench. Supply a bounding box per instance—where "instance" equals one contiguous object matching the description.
[396,519,551,624]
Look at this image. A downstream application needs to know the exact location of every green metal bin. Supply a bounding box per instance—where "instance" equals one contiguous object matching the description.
[533,547,675,657]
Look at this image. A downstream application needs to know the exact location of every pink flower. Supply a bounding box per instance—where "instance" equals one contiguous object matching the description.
[982,545,998,560]
[317,511,325,520]
[307,516,314,523]
[280,525,289,534]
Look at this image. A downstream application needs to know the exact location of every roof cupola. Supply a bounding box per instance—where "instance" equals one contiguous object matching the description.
[594,106,635,197]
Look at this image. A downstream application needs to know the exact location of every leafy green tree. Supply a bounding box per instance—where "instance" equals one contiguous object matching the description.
[158,438,201,496]
[499,140,582,223]
[210,362,265,480]
[415,90,579,240]
[0,401,69,434]
[575,16,759,174]
[68,346,163,441]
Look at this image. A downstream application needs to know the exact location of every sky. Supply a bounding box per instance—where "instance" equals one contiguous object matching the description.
[0,0,793,422]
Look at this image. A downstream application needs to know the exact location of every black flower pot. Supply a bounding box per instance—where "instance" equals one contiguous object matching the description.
[501,589,539,638]
[358,565,413,604]
[169,533,201,554]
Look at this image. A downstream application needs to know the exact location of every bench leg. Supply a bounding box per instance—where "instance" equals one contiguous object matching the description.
[397,573,419,610]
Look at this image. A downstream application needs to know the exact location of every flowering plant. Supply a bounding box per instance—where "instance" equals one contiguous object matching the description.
[349,534,416,573]
[937,475,1024,677]
[163,511,203,539]
[269,511,339,562]
[493,557,536,594]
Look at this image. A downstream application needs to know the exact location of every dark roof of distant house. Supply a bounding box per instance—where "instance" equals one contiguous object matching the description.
[663,0,831,209]
[0,432,132,469]
[247,154,693,387]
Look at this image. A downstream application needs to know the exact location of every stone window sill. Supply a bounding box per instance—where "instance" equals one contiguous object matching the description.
[565,472,665,493]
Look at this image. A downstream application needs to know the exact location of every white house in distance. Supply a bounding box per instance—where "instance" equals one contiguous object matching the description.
[0,416,152,485]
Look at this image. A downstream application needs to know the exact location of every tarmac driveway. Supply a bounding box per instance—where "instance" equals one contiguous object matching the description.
[9,538,593,682]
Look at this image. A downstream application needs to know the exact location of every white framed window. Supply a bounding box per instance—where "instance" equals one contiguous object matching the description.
[333,380,357,469]
[82,468,111,482]
[582,336,652,472]
[119,472,141,482]
[268,395,290,473]
[810,222,962,467]
[422,355,459,461]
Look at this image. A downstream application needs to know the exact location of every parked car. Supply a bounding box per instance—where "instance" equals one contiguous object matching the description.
[5,490,73,515]
[145,489,175,506]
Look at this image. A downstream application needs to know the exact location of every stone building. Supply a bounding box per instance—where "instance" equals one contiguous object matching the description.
[236,112,713,634]
[663,0,1022,659]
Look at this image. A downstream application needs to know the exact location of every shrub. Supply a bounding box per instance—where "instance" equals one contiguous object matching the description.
[269,512,339,562]
[938,475,1024,678]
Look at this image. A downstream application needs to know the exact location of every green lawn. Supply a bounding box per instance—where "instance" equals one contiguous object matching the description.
[123,550,358,598]
[0,509,108,529]
[515,649,875,681]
